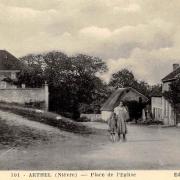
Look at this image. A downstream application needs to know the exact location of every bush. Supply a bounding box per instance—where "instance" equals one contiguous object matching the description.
[141,120,163,125]
[76,117,90,122]
[25,101,45,109]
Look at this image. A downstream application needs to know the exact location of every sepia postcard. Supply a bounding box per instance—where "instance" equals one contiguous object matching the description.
[0,0,180,179]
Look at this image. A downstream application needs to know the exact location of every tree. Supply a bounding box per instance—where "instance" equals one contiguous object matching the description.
[18,54,45,88]
[163,78,180,106]
[79,78,112,114]
[71,54,107,76]
[134,80,151,98]
[109,68,163,99]
[109,69,151,96]
[70,54,108,101]
[43,51,72,87]
[109,69,136,88]
[67,54,108,117]
[149,84,162,97]
[19,51,108,119]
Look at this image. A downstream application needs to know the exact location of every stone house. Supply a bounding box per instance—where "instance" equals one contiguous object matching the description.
[0,50,49,110]
[0,50,24,89]
[151,64,180,125]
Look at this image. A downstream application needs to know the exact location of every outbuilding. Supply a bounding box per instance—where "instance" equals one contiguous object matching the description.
[101,87,148,121]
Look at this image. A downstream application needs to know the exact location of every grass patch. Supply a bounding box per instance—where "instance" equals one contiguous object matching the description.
[93,119,107,123]
[0,119,51,148]
[17,111,92,135]
[0,104,93,135]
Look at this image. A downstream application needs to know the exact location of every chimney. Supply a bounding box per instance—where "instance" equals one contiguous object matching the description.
[173,63,179,71]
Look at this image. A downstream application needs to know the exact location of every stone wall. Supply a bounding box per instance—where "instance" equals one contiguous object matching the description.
[0,85,49,110]
[80,113,102,121]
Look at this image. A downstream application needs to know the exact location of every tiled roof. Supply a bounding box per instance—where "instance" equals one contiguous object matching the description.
[162,67,180,82]
[101,87,148,111]
[101,88,126,111]
[0,50,24,71]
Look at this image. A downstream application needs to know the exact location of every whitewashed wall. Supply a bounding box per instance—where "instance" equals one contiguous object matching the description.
[101,111,112,121]
[151,97,163,121]
[162,97,176,125]
[80,114,102,121]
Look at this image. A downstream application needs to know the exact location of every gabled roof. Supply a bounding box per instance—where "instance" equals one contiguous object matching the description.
[101,87,148,111]
[0,50,24,71]
[101,88,126,111]
[162,67,180,82]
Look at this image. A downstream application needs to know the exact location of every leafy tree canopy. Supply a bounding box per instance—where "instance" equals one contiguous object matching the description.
[163,78,180,106]
[109,69,135,88]
[109,68,162,99]
[19,51,109,118]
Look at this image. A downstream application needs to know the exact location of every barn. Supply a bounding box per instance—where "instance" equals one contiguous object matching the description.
[101,87,148,121]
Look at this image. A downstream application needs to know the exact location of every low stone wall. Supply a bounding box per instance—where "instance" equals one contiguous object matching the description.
[80,113,102,121]
[0,85,49,110]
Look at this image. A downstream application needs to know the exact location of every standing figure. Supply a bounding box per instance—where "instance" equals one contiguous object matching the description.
[142,109,146,121]
[108,112,117,142]
[114,101,129,141]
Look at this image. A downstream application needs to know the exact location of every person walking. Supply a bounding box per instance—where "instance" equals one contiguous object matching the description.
[114,101,129,141]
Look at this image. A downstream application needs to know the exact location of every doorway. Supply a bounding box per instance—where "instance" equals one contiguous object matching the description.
[124,100,146,123]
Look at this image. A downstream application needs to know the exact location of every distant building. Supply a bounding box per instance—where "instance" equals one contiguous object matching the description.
[151,64,180,125]
[0,50,49,111]
[151,96,163,121]
[101,87,148,121]
[0,50,24,89]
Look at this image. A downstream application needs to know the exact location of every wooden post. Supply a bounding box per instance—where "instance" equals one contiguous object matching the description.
[44,81,49,111]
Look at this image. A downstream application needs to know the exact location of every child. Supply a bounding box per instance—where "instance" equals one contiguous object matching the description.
[108,112,117,142]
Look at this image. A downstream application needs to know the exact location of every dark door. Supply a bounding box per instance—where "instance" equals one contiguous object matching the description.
[175,104,180,124]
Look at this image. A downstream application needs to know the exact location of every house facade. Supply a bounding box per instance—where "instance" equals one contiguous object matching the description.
[151,64,180,126]
[0,70,19,89]
[151,96,163,121]
[0,50,23,89]
[101,87,148,121]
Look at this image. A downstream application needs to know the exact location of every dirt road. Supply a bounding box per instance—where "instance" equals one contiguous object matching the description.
[0,110,180,170]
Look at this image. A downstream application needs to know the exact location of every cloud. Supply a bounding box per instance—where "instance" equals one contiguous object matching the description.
[74,20,174,59]
[123,3,141,12]
[0,0,180,84]
[79,26,111,39]
[101,47,180,84]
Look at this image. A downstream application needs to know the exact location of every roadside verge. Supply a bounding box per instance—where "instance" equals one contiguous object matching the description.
[0,103,92,134]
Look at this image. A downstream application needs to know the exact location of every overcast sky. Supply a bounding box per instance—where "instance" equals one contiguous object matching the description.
[0,0,180,84]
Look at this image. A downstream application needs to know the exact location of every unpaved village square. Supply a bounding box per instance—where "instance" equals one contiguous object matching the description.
[0,110,180,170]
